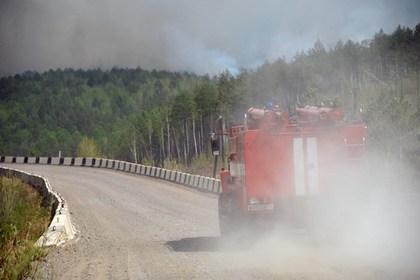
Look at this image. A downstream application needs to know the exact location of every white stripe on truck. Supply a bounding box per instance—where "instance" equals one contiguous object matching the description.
[293,138,305,195]
[307,137,319,195]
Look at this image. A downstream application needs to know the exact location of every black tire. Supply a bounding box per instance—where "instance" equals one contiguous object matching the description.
[219,193,250,237]
[218,193,231,236]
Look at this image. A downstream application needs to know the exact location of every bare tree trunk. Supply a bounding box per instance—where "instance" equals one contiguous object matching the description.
[128,132,137,164]
[210,111,214,132]
[148,118,153,165]
[184,118,190,166]
[204,115,209,158]
[183,141,187,165]
[186,123,190,158]
[198,123,202,156]
[192,112,198,158]
[200,114,204,153]
[172,127,180,162]
[159,140,162,166]
[161,124,165,165]
[140,147,143,164]
[166,110,171,161]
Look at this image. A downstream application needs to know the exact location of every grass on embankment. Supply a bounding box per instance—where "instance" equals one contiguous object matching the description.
[165,151,226,179]
[0,176,51,280]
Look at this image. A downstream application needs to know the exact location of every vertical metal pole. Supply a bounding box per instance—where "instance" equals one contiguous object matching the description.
[213,116,223,178]
[221,130,225,170]
[213,155,218,178]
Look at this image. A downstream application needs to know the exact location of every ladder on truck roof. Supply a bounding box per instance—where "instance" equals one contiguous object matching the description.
[344,137,366,174]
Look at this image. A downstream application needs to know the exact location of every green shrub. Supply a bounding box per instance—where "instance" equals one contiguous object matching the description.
[0,176,50,280]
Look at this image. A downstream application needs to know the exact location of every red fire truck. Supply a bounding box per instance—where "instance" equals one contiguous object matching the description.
[211,104,366,235]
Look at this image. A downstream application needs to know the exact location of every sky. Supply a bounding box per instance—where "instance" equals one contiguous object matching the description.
[0,0,419,77]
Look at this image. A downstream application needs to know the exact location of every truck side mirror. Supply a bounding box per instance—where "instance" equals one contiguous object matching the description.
[211,134,220,156]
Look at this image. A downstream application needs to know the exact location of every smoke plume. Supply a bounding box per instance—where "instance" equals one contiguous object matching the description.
[0,0,419,76]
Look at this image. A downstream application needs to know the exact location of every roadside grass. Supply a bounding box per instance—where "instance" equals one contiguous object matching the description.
[178,151,223,178]
[0,176,51,280]
[163,159,182,172]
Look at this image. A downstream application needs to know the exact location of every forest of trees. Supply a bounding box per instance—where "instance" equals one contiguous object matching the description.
[1,23,419,188]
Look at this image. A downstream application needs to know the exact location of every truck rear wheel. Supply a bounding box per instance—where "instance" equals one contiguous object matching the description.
[218,193,249,236]
[218,193,231,236]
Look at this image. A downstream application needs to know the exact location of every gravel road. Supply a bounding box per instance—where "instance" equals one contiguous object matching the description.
[3,164,419,280]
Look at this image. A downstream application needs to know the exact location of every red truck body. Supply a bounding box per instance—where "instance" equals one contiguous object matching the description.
[216,106,366,234]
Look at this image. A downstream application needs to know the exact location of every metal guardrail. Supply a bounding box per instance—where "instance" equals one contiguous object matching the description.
[0,156,222,193]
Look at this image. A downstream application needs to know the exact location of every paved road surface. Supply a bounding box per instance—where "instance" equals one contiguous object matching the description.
[3,164,419,279]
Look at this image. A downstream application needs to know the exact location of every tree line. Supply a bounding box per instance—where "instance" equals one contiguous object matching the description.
[1,23,419,187]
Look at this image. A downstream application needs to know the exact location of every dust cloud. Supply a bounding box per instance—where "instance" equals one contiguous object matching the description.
[216,157,420,278]
[218,199,420,278]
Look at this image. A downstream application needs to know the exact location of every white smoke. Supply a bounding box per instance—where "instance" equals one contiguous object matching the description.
[163,25,239,76]
[0,0,419,76]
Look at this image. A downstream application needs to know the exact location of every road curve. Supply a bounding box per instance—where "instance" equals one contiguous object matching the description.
[3,164,418,280]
